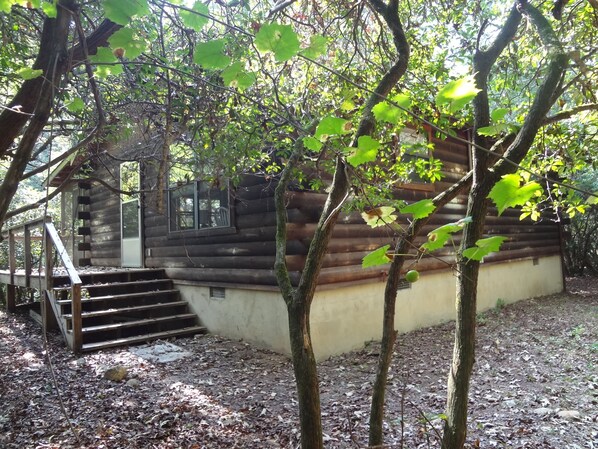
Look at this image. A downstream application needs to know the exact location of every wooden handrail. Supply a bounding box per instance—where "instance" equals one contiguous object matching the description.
[3,215,82,352]
[44,221,82,353]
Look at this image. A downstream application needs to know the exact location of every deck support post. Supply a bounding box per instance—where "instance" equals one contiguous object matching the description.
[41,291,58,332]
[6,285,16,313]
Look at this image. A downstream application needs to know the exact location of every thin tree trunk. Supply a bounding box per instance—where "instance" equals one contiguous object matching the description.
[369,172,472,446]
[442,5,567,448]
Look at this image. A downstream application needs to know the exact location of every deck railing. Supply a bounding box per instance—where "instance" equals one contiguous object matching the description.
[3,216,82,352]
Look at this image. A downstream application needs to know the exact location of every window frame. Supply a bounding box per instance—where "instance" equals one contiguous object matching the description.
[397,127,435,192]
[167,179,236,238]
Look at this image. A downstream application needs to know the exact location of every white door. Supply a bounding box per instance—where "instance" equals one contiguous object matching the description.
[120,162,142,267]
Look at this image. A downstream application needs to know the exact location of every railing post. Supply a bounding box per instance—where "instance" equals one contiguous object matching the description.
[24,224,31,288]
[43,221,54,336]
[7,230,16,312]
[71,283,82,353]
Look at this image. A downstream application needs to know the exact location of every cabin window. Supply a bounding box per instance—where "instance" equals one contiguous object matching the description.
[398,128,435,191]
[168,181,230,233]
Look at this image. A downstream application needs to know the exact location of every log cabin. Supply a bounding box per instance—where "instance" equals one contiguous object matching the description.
[1,126,565,358]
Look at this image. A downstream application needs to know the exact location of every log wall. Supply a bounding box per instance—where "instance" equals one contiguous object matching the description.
[86,131,562,287]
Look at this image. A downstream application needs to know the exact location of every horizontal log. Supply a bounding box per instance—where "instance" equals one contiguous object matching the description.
[238,208,308,228]
[89,257,120,267]
[163,267,296,286]
[145,225,277,248]
[145,255,276,270]
[234,182,276,201]
[148,239,306,258]
[89,224,120,236]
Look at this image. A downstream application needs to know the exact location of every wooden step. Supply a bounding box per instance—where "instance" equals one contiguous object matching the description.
[80,313,197,334]
[56,289,179,306]
[77,195,91,205]
[77,211,91,220]
[77,226,91,236]
[62,301,187,319]
[81,326,207,352]
[53,269,168,287]
[54,278,172,293]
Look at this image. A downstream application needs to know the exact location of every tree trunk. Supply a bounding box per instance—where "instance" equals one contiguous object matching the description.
[441,184,488,449]
[288,300,323,449]
[441,5,566,447]
[369,173,472,447]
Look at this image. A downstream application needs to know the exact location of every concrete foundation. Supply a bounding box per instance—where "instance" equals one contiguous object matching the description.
[175,255,563,360]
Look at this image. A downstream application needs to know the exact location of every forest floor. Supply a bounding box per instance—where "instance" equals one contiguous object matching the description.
[1,276,597,449]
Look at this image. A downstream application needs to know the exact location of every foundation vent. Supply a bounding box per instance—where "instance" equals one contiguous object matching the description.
[210,286,226,300]
[532,257,540,266]
[397,279,412,290]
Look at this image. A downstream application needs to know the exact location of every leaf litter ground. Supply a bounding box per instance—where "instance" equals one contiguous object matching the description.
[1,277,596,448]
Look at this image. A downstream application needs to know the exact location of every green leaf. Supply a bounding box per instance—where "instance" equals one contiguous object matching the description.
[361,206,397,228]
[421,217,471,252]
[362,245,391,268]
[254,23,300,62]
[107,28,147,59]
[0,0,12,14]
[17,67,43,80]
[221,61,256,90]
[462,236,507,261]
[488,173,542,215]
[314,116,352,141]
[89,47,122,78]
[399,199,435,219]
[301,34,328,59]
[103,0,149,26]
[346,135,380,167]
[42,1,57,18]
[193,39,231,69]
[587,193,598,205]
[435,75,481,113]
[303,136,323,152]
[180,1,209,32]
[372,94,411,125]
[477,123,511,137]
[66,98,85,113]
[490,108,509,122]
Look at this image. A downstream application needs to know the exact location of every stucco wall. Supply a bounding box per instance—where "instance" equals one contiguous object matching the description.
[176,255,563,360]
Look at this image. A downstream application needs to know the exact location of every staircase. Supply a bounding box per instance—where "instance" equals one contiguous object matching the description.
[51,269,206,352]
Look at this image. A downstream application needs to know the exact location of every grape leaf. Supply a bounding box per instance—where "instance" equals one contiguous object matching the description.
[436,75,481,113]
[66,98,85,113]
[462,236,507,261]
[490,107,509,122]
[346,135,380,167]
[421,217,472,252]
[362,245,391,268]
[193,39,231,69]
[303,136,323,152]
[372,94,411,125]
[488,173,542,215]
[221,61,256,90]
[301,34,328,59]
[399,199,435,219]
[361,206,397,228]
[89,47,122,77]
[103,0,148,26]
[254,23,300,62]
[108,28,146,59]
[17,67,43,80]
[180,1,209,32]
[314,116,352,141]
[477,123,511,137]
[42,1,57,18]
